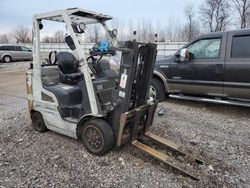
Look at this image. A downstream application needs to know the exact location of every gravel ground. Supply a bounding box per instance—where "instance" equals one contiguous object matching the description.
[0,100,249,187]
[0,61,250,187]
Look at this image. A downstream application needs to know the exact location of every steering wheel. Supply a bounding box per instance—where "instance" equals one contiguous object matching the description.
[86,55,98,75]
[48,51,57,65]
[87,55,96,64]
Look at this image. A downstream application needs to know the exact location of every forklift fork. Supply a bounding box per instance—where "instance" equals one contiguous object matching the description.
[118,102,206,180]
[113,42,206,180]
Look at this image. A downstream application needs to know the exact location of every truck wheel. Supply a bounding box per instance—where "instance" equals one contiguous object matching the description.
[31,112,48,133]
[3,55,11,63]
[149,78,165,102]
[82,119,114,156]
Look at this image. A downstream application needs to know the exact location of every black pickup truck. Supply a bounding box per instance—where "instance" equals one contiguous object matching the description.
[151,29,250,107]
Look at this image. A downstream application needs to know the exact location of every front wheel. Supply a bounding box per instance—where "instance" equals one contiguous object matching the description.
[149,78,166,102]
[82,119,114,156]
[31,112,48,133]
[3,55,11,63]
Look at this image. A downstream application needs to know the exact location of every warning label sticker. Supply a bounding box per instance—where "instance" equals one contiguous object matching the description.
[119,73,128,89]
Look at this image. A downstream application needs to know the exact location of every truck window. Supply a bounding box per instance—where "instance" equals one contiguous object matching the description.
[231,35,250,58]
[188,38,221,59]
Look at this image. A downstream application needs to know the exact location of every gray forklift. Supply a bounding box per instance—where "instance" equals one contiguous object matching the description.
[27,8,206,180]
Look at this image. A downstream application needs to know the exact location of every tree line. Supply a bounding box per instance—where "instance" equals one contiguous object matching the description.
[1,0,250,44]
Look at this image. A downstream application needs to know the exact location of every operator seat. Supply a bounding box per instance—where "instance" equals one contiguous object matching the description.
[57,52,83,84]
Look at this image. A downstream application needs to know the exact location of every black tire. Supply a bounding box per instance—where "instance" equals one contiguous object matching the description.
[3,55,11,63]
[149,78,166,102]
[31,112,48,133]
[82,119,114,156]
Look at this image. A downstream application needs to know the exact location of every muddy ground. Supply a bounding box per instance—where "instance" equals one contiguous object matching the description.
[0,62,249,187]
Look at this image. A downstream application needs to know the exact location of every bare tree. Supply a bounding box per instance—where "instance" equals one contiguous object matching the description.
[156,21,166,42]
[42,36,53,43]
[174,24,185,42]
[140,19,149,42]
[135,18,156,43]
[232,0,250,28]
[127,19,135,41]
[165,17,185,42]
[0,33,11,43]
[166,18,175,42]
[184,4,198,41]
[86,25,102,43]
[183,4,201,42]
[12,25,31,43]
[165,17,186,42]
[200,0,231,32]
[52,30,64,43]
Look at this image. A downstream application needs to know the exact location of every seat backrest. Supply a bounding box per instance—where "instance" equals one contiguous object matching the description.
[57,52,79,74]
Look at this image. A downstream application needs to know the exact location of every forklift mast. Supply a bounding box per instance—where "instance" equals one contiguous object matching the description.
[111,41,157,145]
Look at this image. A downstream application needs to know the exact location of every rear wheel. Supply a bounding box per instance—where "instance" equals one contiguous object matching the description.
[31,112,48,133]
[149,78,166,102]
[82,119,114,156]
[3,55,11,63]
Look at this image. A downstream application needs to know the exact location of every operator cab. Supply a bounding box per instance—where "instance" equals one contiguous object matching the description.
[36,8,120,119]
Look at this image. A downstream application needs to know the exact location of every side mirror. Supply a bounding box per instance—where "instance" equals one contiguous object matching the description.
[78,22,86,33]
[179,48,190,62]
[112,29,118,37]
[38,20,43,30]
[108,29,118,38]
[39,23,43,30]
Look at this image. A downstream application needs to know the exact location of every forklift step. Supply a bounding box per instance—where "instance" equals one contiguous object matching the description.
[169,94,250,108]
[132,140,202,180]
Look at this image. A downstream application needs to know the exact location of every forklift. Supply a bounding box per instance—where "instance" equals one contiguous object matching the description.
[27,8,206,180]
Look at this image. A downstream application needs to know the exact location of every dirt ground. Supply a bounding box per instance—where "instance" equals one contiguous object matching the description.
[0,61,28,113]
[0,62,249,187]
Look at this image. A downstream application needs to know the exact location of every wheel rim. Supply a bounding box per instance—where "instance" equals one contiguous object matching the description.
[34,116,42,131]
[148,85,157,101]
[83,125,104,151]
[4,56,10,63]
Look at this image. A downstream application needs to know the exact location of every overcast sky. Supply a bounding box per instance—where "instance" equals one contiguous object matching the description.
[0,0,202,34]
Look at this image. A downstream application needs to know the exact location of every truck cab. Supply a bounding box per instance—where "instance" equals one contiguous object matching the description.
[152,29,250,107]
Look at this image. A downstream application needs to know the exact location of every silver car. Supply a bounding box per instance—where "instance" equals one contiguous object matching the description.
[0,45,33,63]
